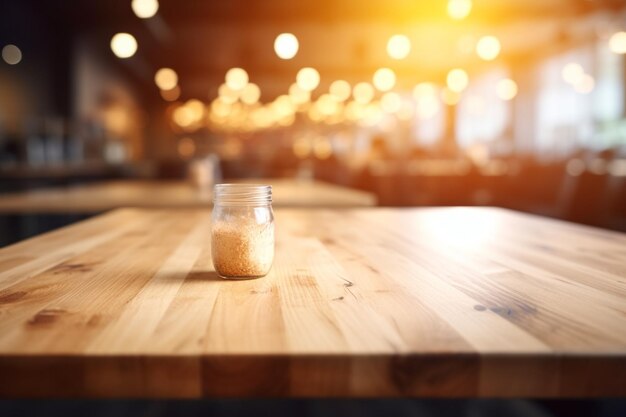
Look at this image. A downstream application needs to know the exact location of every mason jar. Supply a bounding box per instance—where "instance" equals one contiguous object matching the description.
[211,184,274,279]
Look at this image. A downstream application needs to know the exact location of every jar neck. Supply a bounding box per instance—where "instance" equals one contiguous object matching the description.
[213,184,272,207]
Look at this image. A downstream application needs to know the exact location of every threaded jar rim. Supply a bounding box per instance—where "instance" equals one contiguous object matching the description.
[213,184,272,205]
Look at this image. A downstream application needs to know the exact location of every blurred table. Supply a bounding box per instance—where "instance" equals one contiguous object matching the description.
[0,207,625,397]
[0,179,376,212]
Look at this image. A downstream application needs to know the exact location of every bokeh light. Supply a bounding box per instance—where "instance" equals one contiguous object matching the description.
[381,92,402,113]
[272,95,296,118]
[387,34,411,60]
[609,31,626,54]
[225,67,249,91]
[154,68,178,90]
[110,33,137,58]
[413,83,441,118]
[446,68,469,93]
[353,82,375,104]
[316,94,340,116]
[329,80,351,101]
[1,44,22,65]
[296,67,320,91]
[173,105,195,128]
[373,68,396,91]
[476,36,501,61]
[160,85,181,102]
[240,83,261,105]
[185,99,205,120]
[413,83,438,100]
[562,63,584,84]
[218,83,239,104]
[274,33,299,59]
[448,0,472,20]
[289,83,311,104]
[496,78,518,100]
[131,0,159,19]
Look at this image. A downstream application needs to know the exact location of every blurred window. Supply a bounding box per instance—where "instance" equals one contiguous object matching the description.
[456,68,510,148]
[414,97,445,146]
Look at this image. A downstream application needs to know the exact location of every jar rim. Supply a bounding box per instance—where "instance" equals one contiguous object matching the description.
[213,183,272,205]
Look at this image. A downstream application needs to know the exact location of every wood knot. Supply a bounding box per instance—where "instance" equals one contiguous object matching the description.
[0,291,27,304]
[52,263,94,274]
[473,305,486,311]
[28,308,67,325]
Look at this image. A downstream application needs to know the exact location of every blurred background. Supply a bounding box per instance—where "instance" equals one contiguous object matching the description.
[1,0,626,245]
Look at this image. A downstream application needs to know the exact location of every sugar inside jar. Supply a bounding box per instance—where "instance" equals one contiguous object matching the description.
[211,184,274,279]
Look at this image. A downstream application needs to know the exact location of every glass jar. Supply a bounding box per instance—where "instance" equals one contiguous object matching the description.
[211,184,274,279]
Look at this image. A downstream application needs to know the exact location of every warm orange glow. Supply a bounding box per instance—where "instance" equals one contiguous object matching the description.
[446,68,469,93]
[185,99,205,121]
[476,36,501,61]
[160,85,181,102]
[316,94,340,116]
[218,83,239,104]
[313,137,333,159]
[562,63,584,84]
[373,68,396,91]
[225,68,249,91]
[240,83,261,105]
[154,68,178,90]
[251,107,273,128]
[441,87,461,105]
[496,79,518,100]
[1,44,22,65]
[448,0,472,20]
[131,0,159,19]
[329,80,351,101]
[211,98,231,118]
[609,31,626,54]
[353,82,375,104]
[293,137,311,159]
[296,67,320,91]
[289,83,311,104]
[178,137,196,159]
[110,33,137,58]
[272,95,295,118]
[173,106,194,128]
[387,35,411,60]
[361,103,384,126]
[345,101,365,120]
[274,33,299,59]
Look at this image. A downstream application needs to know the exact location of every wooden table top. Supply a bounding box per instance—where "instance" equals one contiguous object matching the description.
[0,207,625,398]
[0,179,376,213]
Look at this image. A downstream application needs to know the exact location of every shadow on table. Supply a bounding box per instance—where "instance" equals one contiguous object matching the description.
[0,399,624,417]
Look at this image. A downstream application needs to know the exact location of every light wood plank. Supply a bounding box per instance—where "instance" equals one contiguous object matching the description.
[0,207,624,397]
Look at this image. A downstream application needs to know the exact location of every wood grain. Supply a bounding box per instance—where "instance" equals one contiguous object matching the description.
[0,179,376,213]
[0,207,625,397]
